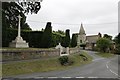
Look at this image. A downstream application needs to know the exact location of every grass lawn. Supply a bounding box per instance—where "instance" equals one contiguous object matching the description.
[2,52,93,77]
[95,52,115,58]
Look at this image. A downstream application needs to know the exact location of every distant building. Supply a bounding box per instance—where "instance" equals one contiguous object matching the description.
[75,23,102,49]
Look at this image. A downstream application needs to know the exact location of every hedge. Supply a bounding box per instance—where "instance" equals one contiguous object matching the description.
[2,29,65,48]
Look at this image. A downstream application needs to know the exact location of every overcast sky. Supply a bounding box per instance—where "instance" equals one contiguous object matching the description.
[26,0,119,38]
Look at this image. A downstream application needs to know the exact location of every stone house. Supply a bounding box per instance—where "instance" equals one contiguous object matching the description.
[75,23,102,49]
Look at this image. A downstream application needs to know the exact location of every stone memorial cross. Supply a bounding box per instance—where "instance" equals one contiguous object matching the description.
[9,14,29,48]
[17,15,22,37]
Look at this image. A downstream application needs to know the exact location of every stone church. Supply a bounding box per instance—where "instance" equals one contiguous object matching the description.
[75,23,102,49]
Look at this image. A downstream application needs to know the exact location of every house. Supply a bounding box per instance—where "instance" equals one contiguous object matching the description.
[75,23,102,49]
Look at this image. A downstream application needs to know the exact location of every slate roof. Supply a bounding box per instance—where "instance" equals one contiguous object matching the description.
[86,35,100,43]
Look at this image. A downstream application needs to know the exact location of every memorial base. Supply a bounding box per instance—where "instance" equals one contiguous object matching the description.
[9,36,29,48]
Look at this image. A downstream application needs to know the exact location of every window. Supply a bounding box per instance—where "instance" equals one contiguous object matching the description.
[80,40,82,43]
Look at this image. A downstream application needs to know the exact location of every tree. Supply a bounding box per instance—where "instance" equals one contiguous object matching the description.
[2,1,42,47]
[20,2,41,14]
[2,1,42,30]
[114,33,120,54]
[57,30,65,35]
[96,38,111,52]
[22,23,32,30]
[40,22,52,48]
[71,34,77,47]
[103,34,112,40]
[115,44,120,54]
[114,33,120,44]
[63,29,70,47]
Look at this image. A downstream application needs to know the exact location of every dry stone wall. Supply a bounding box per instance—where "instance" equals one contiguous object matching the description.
[2,48,80,62]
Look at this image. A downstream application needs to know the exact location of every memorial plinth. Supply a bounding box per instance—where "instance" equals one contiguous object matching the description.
[9,36,29,48]
[9,15,29,48]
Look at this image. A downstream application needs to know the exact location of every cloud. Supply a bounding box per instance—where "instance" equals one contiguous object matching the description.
[26,0,119,38]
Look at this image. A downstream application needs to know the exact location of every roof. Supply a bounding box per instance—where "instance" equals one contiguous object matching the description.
[86,35,100,43]
[86,35,99,37]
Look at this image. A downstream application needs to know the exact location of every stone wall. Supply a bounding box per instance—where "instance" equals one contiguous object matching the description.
[2,49,60,61]
[2,48,80,62]
[70,48,80,54]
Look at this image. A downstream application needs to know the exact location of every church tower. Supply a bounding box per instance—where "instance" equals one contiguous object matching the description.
[77,23,86,46]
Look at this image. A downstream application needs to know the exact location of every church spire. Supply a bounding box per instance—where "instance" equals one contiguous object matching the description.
[79,23,86,35]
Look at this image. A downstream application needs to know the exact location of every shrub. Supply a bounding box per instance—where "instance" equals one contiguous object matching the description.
[59,56,68,65]
[114,44,120,54]
[114,33,120,54]
[96,38,111,52]
[68,57,74,65]
[58,56,74,66]
[79,54,88,61]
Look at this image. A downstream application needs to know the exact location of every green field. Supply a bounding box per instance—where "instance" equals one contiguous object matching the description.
[2,52,93,77]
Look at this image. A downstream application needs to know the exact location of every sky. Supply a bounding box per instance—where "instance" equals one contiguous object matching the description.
[26,0,119,38]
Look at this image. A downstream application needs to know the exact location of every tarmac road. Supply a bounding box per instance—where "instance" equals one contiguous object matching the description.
[4,50,119,79]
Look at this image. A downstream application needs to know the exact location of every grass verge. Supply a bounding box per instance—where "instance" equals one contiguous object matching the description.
[95,52,115,58]
[2,52,93,77]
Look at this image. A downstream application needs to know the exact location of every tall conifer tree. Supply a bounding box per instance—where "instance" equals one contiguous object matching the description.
[71,34,77,47]
[63,29,70,47]
[41,22,52,48]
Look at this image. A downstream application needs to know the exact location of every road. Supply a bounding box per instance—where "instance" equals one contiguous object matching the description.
[4,50,119,79]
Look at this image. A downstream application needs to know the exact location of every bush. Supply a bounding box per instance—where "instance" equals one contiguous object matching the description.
[59,56,68,65]
[79,54,88,61]
[96,38,111,52]
[58,56,74,66]
[114,44,120,55]
[68,57,74,65]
